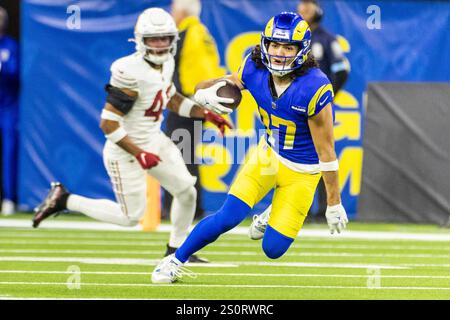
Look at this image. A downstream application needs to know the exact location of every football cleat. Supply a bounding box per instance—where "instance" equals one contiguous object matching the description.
[151,254,196,284]
[164,244,209,263]
[32,182,69,228]
[248,213,269,240]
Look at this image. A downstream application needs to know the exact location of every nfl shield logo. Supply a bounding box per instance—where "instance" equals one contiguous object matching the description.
[271,101,277,109]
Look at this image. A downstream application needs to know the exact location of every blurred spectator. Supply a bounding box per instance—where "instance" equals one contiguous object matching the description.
[0,6,19,215]
[298,0,349,94]
[298,0,350,220]
[163,0,225,219]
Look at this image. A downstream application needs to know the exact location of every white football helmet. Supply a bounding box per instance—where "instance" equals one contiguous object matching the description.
[133,8,179,65]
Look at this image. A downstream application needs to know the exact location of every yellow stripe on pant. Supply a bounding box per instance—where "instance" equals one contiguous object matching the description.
[229,140,321,238]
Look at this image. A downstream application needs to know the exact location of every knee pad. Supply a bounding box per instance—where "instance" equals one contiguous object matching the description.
[262,225,294,259]
[175,185,197,205]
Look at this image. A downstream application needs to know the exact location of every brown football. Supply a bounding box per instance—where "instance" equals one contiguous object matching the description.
[216,80,242,110]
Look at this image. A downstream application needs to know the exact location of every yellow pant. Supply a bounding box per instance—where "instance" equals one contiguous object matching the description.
[229,140,321,238]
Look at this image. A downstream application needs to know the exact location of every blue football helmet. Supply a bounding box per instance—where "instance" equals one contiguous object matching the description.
[261,12,312,77]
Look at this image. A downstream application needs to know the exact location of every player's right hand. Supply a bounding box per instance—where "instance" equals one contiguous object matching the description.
[194,81,234,115]
[325,203,348,234]
[135,151,161,169]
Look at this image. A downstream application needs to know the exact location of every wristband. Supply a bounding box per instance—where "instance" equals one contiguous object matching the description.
[105,127,127,143]
[319,159,339,171]
[327,204,342,211]
[101,109,123,122]
[178,98,195,117]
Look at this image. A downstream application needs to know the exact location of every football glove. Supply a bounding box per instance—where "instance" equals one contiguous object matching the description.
[325,203,348,234]
[194,81,234,115]
[204,110,233,136]
[136,151,161,169]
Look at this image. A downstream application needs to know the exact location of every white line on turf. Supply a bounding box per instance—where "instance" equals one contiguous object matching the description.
[0,256,237,267]
[0,270,449,279]
[0,220,142,231]
[0,240,169,246]
[0,297,179,300]
[0,232,450,251]
[2,219,450,242]
[2,239,450,252]
[0,257,408,269]
[1,236,449,251]
[1,249,450,259]
[0,281,449,290]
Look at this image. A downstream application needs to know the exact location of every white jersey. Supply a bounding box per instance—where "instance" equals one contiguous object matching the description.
[108,52,176,147]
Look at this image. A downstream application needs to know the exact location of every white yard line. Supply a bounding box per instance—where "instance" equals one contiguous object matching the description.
[0,220,143,231]
[0,238,449,249]
[0,256,408,269]
[1,249,450,259]
[0,240,166,246]
[0,270,449,279]
[2,219,450,242]
[0,256,237,267]
[0,281,449,291]
[0,297,177,300]
[1,235,449,251]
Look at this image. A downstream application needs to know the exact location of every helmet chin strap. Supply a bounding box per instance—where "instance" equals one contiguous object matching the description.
[269,68,294,77]
[267,59,296,77]
[144,52,170,65]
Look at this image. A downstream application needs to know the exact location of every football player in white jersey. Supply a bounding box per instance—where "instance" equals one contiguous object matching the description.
[32,8,232,262]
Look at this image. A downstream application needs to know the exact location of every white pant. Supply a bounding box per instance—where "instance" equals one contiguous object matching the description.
[103,132,197,224]
[68,132,197,247]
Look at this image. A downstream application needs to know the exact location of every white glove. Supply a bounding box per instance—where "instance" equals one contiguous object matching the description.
[194,81,234,115]
[325,203,348,234]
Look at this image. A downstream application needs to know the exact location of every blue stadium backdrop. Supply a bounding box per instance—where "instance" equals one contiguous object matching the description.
[19,0,450,218]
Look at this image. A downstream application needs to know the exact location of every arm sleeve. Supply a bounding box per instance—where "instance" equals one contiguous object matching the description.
[307,82,334,117]
[179,24,226,96]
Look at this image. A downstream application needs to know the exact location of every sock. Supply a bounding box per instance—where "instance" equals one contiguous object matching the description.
[66,194,135,226]
[169,187,197,248]
[175,194,251,263]
[262,225,294,259]
[259,205,272,221]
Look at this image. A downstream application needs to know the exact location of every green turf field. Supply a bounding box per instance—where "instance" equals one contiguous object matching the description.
[1,214,450,300]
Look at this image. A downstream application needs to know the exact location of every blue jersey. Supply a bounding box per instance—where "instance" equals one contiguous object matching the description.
[238,54,333,165]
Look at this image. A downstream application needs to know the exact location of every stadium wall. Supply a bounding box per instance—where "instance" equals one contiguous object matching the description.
[18,0,450,220]
[358,83,450,224]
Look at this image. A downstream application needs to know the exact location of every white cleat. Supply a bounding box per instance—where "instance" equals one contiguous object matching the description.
[1,199,15,216]
[248,213,269,240]
[151,254,196,284]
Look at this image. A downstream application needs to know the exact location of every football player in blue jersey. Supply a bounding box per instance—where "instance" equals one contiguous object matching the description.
[152,11,348,283]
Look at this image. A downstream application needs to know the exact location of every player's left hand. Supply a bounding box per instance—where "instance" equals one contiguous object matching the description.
[325,203,348,234]
[135,151,161,169]
[194,81,234,115]
[204,110,233,136]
